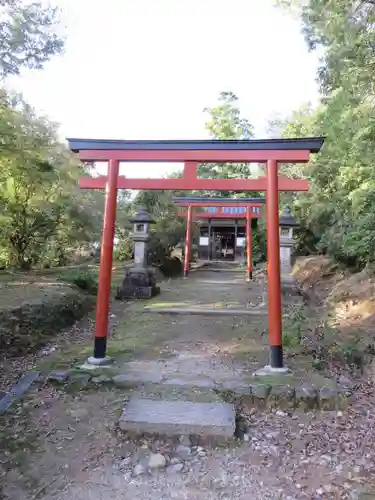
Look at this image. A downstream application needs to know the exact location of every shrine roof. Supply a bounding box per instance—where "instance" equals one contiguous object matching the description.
[67,137,324,153]
[173,197,265,204]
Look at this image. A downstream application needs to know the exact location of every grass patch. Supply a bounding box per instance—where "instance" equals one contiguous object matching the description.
[251,371,336,389]
[283,305,306,348]
[36,299,175,372]
[57,266,99,294]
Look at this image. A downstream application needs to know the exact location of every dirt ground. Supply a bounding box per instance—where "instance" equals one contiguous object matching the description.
[2,264,375,499]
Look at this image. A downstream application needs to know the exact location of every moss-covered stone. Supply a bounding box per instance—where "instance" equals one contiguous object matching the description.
[250,383,271,408]
[268,385,296,409]
[319,387,339,410]
[295,385,318,410]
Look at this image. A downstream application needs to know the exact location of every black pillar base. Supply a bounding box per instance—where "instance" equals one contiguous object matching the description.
[94,337,107,359]
[269,345,283,369]
[246,270,253,282]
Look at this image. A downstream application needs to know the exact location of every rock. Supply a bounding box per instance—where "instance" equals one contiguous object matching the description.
[276,410,288,417]
[170,457,182,465]
[319,387,338,410]
[167,463,184,473]
[68,372,91,388]
[92,375,111,384]
[175,445,191,460]
[148,453,167,469]
[48,371,69,384]
[132,463,147,476]
[339,375,354,389]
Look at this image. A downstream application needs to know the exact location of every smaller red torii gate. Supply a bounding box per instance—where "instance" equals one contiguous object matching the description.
[67,137,324,371]
[173,197,264,280]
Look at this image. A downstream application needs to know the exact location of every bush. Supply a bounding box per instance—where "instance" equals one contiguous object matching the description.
[157,257,183,277]
[58,267,99,295]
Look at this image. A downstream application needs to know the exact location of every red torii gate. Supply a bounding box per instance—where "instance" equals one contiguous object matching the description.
[173,197,264,280]
[68,137,324,371]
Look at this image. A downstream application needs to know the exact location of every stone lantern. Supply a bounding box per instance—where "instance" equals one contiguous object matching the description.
[116,207,160,299]
[279,206,299,279]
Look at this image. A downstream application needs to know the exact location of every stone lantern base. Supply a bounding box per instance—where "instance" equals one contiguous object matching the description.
[116,267,160,300]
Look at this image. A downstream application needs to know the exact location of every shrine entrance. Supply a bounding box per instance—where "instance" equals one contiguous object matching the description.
[68,137,324,370]
[211,227,235,261]
[173,196,264,279]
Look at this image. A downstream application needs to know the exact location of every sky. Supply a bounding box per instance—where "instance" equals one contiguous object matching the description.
[7,0,320,177]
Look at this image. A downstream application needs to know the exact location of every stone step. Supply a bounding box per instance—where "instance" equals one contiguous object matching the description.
[143,306,267,316]
[197,268,245,273]
[118,397,236,439]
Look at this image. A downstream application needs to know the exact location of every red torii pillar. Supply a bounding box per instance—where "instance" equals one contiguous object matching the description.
[89,159,119,362]
[68,136,323,369]
[184,206,193,278]
[267,159,283,369]
[246,207,253,281]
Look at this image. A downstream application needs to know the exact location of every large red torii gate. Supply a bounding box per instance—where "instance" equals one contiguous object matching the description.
[68,137,324,371]
[173,196,264,280]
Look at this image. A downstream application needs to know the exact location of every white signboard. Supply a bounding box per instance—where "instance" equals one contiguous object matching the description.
[199,236,209,246]
[236,237,245,247]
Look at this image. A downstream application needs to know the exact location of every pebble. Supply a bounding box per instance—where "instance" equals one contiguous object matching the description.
[132,463,147,476]
[119,457,132,469]
[276,410,288,417]
[179,435,192,447]
[148,453,167,469]
[69,408,88,419]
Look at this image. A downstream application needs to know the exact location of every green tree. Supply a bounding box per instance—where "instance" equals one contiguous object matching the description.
[274,0,375,267]
[0,0,64,79]
[0,92,101,268]
[198,92,255,194]
[275,0,375,97]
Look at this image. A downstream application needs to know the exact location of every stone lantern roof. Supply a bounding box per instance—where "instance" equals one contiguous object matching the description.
[129,207,155,225]
[279,206,299,228]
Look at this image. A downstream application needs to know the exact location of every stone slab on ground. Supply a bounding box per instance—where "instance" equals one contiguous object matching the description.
[119,397,236,438]
[0,371,40,413]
